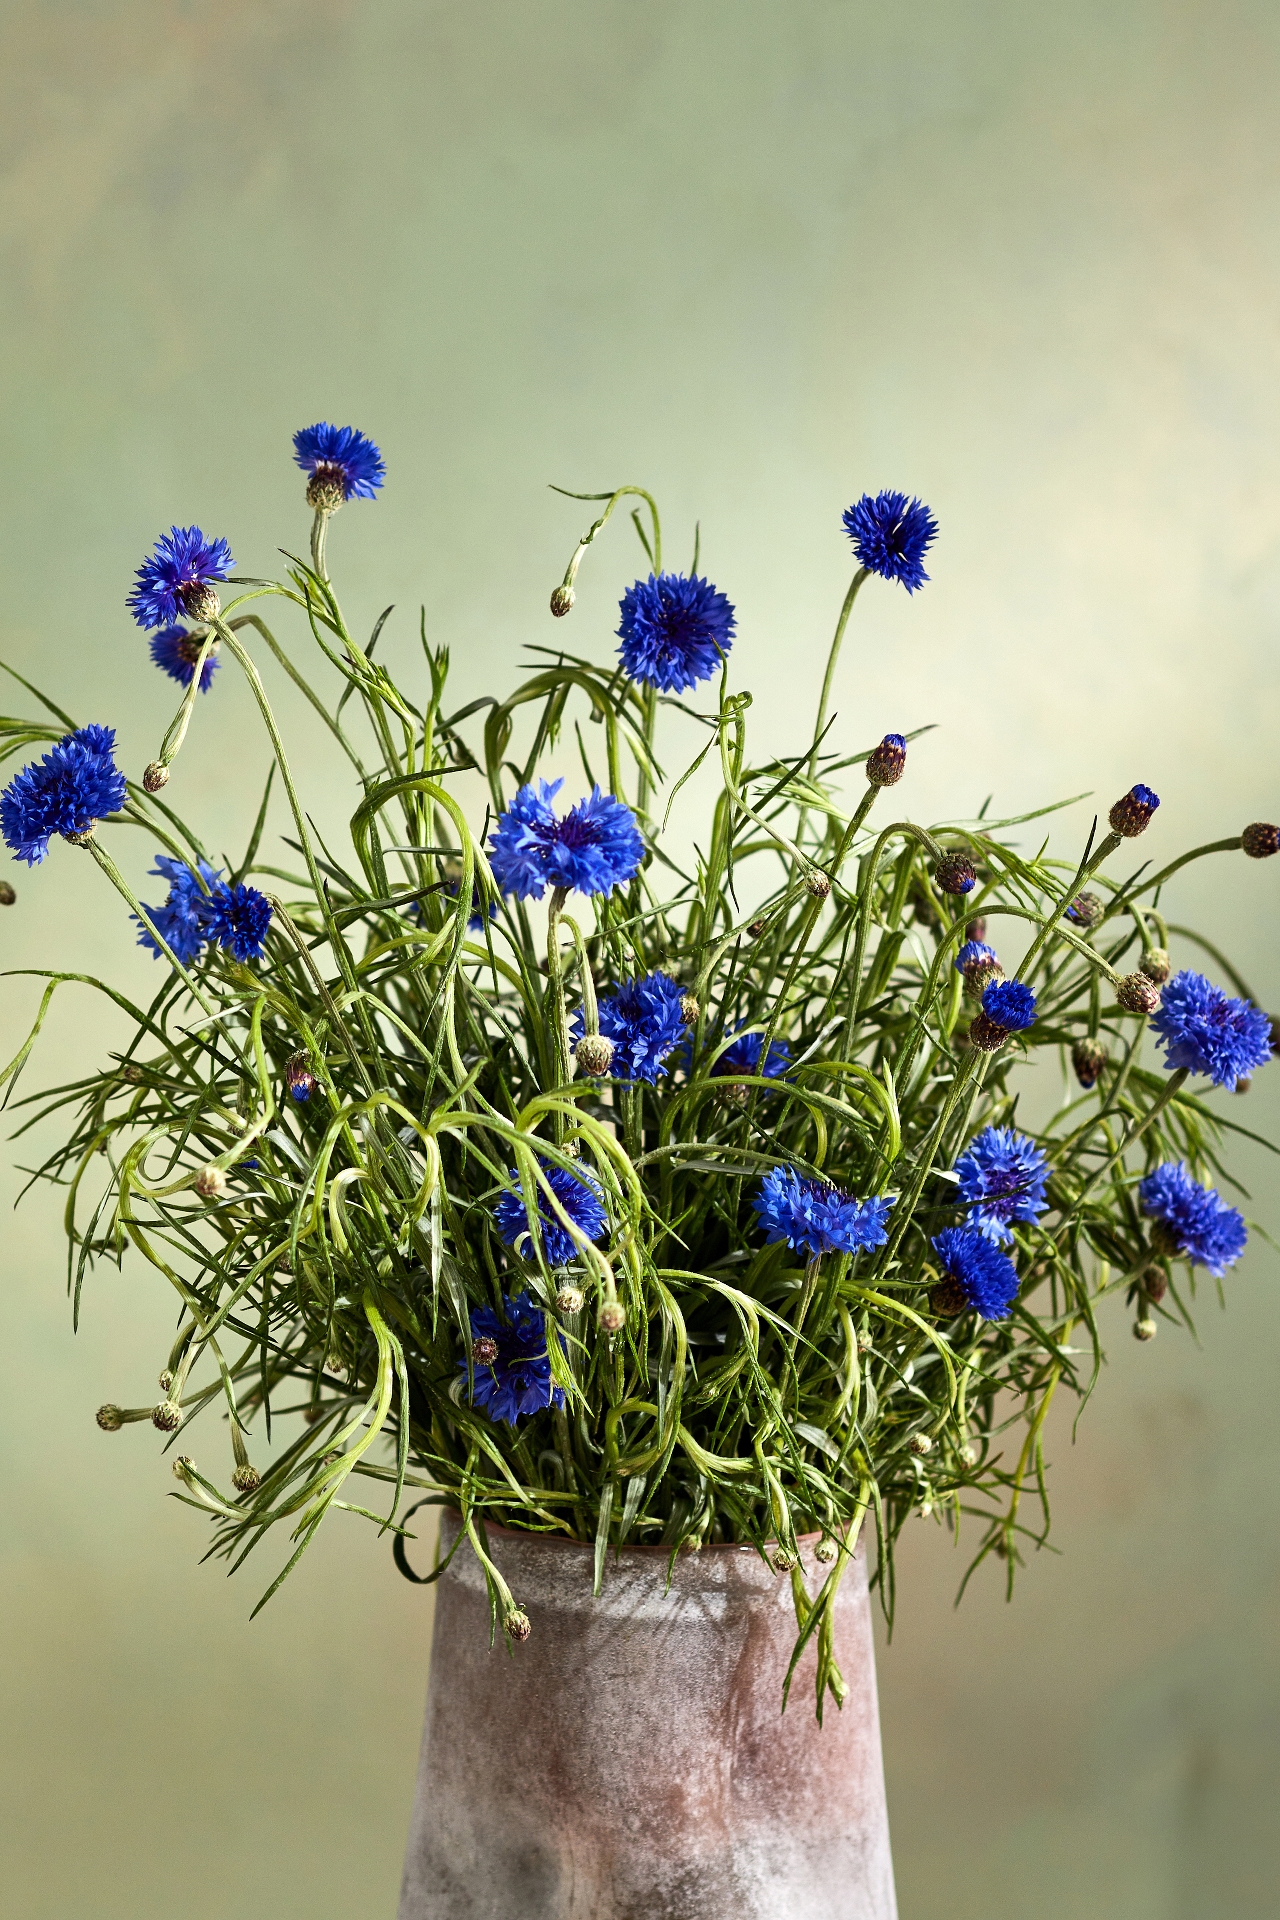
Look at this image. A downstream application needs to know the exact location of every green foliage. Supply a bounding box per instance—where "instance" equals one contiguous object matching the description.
[1,488,1269,1714]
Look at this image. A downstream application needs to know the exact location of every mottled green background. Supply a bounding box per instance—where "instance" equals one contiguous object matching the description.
[3,4,1279,1915]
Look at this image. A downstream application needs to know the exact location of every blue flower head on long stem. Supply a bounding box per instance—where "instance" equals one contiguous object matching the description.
[1139,1162,1247,1276]
[293,423,385,509]
[148,625,219,693]
[136,856,223,964]
[617,573,736,692]
[954,1126,1050,1244]
[1,726,128,865]
[842,491,938,592]
[572,971,687,1084]
[1149,970,1272,1090]
[128,527,234,630]
[494,1160,608,1270]
[753,1166,894,1259]
[487,779,644,902]
[460,1290,565,1426]
[931,1226,1019,1320]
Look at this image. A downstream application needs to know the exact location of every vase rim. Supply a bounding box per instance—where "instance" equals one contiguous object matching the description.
[440,1509,848,1556]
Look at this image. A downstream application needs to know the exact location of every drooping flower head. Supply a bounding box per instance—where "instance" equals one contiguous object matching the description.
[128,527,234,631]
[204,882,273,963]
[1139,1162,1248,1276]
[981,979,1037,1032]
[292,423,386,509]
[460,1290,565,1426]
[616,573,736,693]
[1,725,128,865]
[931,1226,1019,1320]
[954,1126,1050,1244]
[1065,891,1103,929]
[572,971,687,1084]
[494,1160,608,1269]
[136,856,223,964]
[1149,970,1272,1090]
[753,1166,894,1260]
[148,625,219,693]
[842,491,938,592]
[487,779,644,902]
[284,1051,315,1103]
[710,1028,791,1081]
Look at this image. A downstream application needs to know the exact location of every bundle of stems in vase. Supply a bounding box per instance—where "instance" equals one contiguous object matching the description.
[2,430,1274,1713]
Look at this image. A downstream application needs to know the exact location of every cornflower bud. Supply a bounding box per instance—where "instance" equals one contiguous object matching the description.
[505,1608,532,1642]
[549,585,575,618]
[172,1454,195,1479]
[865,733,907,787]
[152,1400,183,1432]
[1133,1317,1157,1342]
[575,1033,615,1077]
[962,955,1003,1001]
[959,1443,977,1468]
[598,1300,626,1335]
[806,870,831,900]
[194,1165,227,1200]
[285,1051,315,1103]
[1142,1266,1168,1305]
[1072,1037,1107,1089]
[814,1537,838,1565]
[555,1285,584,1314]
[679,993,699,1025]
[907,1432,933,1457]
[1242,822,1279,859]
[96,1403,123,1432]
[1116,972,1161,1014]
[232,1463,262,1494]
[1109,784,1160,837]
[1139,947,1171,984]
[142,762,170,793]
[747,918,768,939]
[935,852,977,895]
[1065,891,1103,929]
[771,1548,797,1574]
[471,1335,499,1366]
[158,1370,174,1393]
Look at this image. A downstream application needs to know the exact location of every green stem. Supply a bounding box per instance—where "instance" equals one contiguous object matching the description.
[810,568,868,780]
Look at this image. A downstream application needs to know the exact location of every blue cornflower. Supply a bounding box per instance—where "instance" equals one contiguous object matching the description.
[1,725,128,865]
[128,526,234,631]
[136,856,223,963]
[487,778,644,902]
[148,625,219,693]
[572,971,687,1085]
[494,1160,608,1269]
[616,573,736,693]
[1149,969,1272,1090]
[460,1290,566,1427]
[205,882,273,963]
[931,1226,1019,1320]
[753,1166,894,1260]
[981,979,1037,1032]
[292,423,386,503]
[710,1028,792,1080]
[954,1126,1050,1244]
[955,940,997,975]
[842,491,938,592]
[1139,1162,1248,1276]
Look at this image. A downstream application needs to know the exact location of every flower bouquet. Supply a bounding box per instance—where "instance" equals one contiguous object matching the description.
[2,432,1274,1911]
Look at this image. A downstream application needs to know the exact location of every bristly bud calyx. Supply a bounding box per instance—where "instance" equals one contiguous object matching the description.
[575,1033,615,1077]
[549,585,575,618]
[1116,971,1161,1014]
[1072,1037,1106,1088]
[935,851,977,895]
[143,761,170,793]
[598,1300,626,1334]
[504,1607,532,1641]
[1139,947,1171,984]
[1108,783,1160,837]
[96,1403,124,1432]
[194,1165,227,1200]
[1242,822,1279,859]
[152,1400,183,1432]
[555,1286,584,1314]
[679,992,699,1025]
[865,733,907,787]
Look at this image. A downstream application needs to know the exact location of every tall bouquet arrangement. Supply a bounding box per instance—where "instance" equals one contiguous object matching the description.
[2,434,1274,1715]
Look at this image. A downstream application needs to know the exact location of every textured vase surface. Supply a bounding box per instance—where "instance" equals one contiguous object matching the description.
[398,1513,897,1920]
